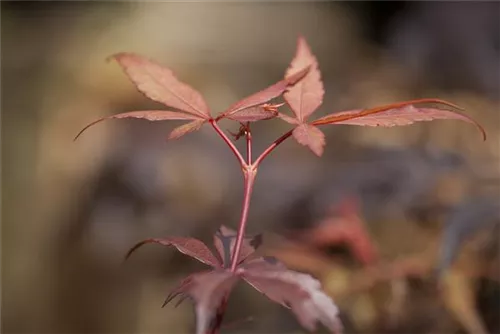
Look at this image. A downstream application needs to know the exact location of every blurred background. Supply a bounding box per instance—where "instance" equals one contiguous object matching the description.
[2,1,499,333]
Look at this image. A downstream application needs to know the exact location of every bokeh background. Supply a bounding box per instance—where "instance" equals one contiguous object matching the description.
[2,2,499,334]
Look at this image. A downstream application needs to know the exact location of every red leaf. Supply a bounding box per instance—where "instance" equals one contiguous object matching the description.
[213,225,262,267]
[163,270,239,334]
[225,103,282,122]
[125,237,222,268]
[168,119,206,140]
[292,124,326,157]
[331,196,360,218]
[284,36,324,122]
[240,259,342,333]
[312,99,486,141]
[112,53,211,119]
[74,110,202,140]
[221,66,310,117]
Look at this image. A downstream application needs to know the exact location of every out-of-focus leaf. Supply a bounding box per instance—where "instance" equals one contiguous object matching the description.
[112,53,211,118]
[213,225,262,267]
[221,66,310,117]
[436,196,500,276]
[74,110,202,140]
[168,119,206,140]
[163,270,239,334]
[226,104,282,122]
[296,198,380,266]
[125,237,222,268]
[312,99,486,141]
[332,196,359,218]
[292,124,326,157]
[284,36,324,122]
[240,259,342,333]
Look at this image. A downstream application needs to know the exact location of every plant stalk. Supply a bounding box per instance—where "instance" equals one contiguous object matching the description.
[230,167,256,272]
[211,122,297,272]
[208,121,294,332]
[246,123,252,164]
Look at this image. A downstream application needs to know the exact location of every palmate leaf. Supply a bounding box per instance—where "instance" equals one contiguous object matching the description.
[277,38,485,157]
[311,99,486,141]
[74,53,214,141]
[126,226,342,334]
[112,53,211,119]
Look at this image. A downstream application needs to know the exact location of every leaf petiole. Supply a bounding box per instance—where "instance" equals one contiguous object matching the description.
[209,119,246,167]
[253,129,294,168]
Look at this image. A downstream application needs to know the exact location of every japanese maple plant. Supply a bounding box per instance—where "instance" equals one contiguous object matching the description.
[76,36,485,334]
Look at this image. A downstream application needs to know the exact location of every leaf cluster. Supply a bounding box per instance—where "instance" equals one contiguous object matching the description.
[75,35,486,334]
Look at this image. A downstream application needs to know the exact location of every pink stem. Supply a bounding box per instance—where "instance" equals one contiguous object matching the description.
[207,123,295,329]
[246,124,252,164]
[228,128,296,270]
[209,119,246,167]
[230,168,256,272]
[209,119,256,272]
[211,120,296,270]
[253,129,293,167]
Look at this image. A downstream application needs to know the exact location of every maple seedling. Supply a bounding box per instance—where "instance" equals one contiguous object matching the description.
[75,36,486,334]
